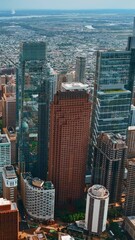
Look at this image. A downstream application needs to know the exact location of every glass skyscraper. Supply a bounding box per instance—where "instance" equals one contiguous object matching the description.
[90,50,135,165]
[17,42,56,179]
[91,50,135,143]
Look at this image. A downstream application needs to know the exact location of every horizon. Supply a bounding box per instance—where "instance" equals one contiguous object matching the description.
[1,8,135,11]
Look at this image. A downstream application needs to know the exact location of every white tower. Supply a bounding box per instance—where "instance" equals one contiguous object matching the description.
[0,133,11,193]
[85,185,109,235]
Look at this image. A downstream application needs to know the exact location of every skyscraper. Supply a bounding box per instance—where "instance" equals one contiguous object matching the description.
[2,165,17,203]
[127,17,135,51]
[48,88,91,206]
[124,158,135,216]
[0,133,11,193]
[90,50,135,164]
[75,56,86,83]
[85,185,109,235]
[127,126,135,158]
[92,133,127,203]
[17,42,56,179]
[2,92,16,128]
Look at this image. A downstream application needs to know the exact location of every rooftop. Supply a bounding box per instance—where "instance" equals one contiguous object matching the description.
[22,173,54,190]
[99,89,130,95]
[128,126,135,131]
[127,216,135,226]
[0,198,11,206]
[88,184,109,199]
[62,82,88,91]
[128,158,135,166]
[0,133,10,144]
[3,165,17,179]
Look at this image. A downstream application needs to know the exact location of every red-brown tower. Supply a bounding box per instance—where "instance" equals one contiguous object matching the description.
[48,88,91,206]
[0,198,19,240]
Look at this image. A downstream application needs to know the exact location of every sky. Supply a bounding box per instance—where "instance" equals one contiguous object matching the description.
[1,0,135,10]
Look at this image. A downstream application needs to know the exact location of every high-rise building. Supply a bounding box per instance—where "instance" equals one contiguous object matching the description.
[0,133,11,193]
[21,173,55,221]
[2,93,16,128]
[127,127,135,159]
[2,165,17,203]
[90,50,135,165]
[85,185,109,235]
[127,17,135,51]
[3,127,16,164]
[0,198,19,240]
[92,133,127,203]
[48,88,91,206]
[75,56,86,83]
[124,158,135,216]
[17,42,56,179]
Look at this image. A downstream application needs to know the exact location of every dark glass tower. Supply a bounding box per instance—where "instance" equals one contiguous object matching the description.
[75,56,86,83]
[16,42,56,179]
[90,50,135,166]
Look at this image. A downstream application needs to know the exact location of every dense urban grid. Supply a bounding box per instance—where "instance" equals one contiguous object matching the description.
[0,9,135,240]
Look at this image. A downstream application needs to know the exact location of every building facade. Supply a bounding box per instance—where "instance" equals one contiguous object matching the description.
[92,133,127,203]
[2,93,16,129]
[21,173,55,221]
[2,165,17,203]
[124,158,135,216]
[75,56,86,83]
[125,216,135,240]
[0,133,11,193]
[48,89,91,206]
[0,198,19,240]
[85,185,109,235]
[90,49,135,166]
[127,127,135,159]
[17,42,56,179]
[3,127,16,164]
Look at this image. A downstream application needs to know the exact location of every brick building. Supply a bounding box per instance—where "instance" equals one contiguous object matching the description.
[0,198,19,240]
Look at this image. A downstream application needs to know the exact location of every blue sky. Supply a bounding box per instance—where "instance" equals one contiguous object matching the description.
[1,0,135,10]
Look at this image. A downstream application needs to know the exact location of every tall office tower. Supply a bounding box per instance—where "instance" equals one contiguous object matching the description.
[21,173,55,221]
[48,88,91,206]
[75,56,86,83]
[127,17,135,51]
[85,185,109,235]
[127,127,135,158]
[17,42,56,179]
[90,50,135,164]
[0,133,11,193]
[0,198,19,240]
[92,133,127,203]
[66,71,75,83]
[124,158,135,216]
[2,93,16,128]
[3,127,16,164]
[2,165,17,202]
[57,71,67,91]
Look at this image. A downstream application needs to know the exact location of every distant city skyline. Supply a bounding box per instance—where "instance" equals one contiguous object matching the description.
[1,0,135,10]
